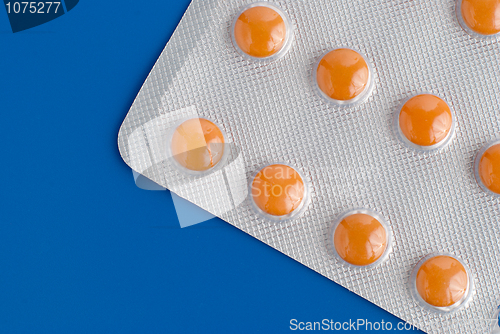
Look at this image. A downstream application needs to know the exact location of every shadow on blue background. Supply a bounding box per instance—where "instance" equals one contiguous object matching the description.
[0,1,423,332]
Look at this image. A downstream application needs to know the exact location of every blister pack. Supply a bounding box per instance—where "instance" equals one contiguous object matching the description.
[117,0,500,332]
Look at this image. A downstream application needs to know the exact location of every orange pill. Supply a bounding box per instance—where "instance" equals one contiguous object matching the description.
[461,0,500,35]
[251,164,305,217]
[233,6,287,58]
[333,213,388,266]
[415,256,468,307]
[316,48,370,101]
[478,143,500,194]
[170,118,225,172]
[399,94,453,147]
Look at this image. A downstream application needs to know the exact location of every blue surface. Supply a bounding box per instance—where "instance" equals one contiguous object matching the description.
[0,1,423,333]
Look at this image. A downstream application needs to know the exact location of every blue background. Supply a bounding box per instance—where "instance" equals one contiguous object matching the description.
[0,1,423,333]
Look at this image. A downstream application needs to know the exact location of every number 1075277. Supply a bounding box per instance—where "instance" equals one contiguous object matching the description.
[5,2,61,14]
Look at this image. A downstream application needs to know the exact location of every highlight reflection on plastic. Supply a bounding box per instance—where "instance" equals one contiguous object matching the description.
[251,164,304,217]
[234,6,286,58]
[478,143,500,194]
[316,48,369,101]
[399,94,452,147]
[333,213,387,266]
[170,118,225,172]
[415,256,468,307]
[461,0,500,35]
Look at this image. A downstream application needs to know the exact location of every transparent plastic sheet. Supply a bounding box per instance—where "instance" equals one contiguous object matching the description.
[117,0,500,332]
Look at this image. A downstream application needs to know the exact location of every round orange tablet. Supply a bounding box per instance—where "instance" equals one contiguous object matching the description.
[333,212,388,266]
[460,0,500,36]
[233,5,288,59]
[398,94,453,148]
[477,142,500,194]
[251,164,306,218]
[170,118,225,172]
[415,255,469,308]
[315,48,371,103]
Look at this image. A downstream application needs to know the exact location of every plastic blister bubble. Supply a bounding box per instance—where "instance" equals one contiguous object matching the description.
[248,162,311,222]
[328,208,393,269]
[474,138,500,198]
[456,0,500,40]
[166,117,230,176]
[409,252,474,314]
[394,93,456,153]
[312,47,375,108]
[231,2,293,62]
